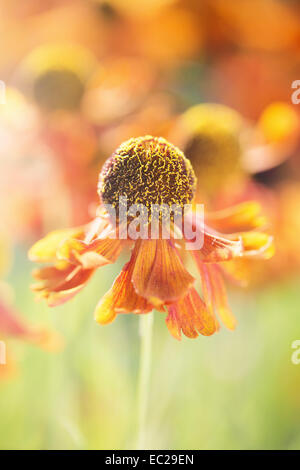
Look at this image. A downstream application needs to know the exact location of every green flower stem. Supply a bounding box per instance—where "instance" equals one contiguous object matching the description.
[136,312,154,450]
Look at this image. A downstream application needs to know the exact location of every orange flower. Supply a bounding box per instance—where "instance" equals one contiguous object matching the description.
[205,0,299,53]
[169,103,300,207]
[0,296,61,351]
[0,294,63,380]
[29,136,273,340]
[243,102,300,174]
[224,183,300,286]
[81,57,157,126]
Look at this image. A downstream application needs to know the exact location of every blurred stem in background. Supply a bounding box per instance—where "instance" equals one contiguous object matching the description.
[136,313,153,450]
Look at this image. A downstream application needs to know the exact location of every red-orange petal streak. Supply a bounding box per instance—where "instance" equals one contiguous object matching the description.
[206,201,267,233]
[0,298,62,350]
[192,255,220,331]
[95,248,153,325]
[166,287,216,340]
[28,227,84,263]
[132,239,195,303]
[57,236,123,269]
[32,265,94,307]
[207,264,237,331]
[199,230,243,262]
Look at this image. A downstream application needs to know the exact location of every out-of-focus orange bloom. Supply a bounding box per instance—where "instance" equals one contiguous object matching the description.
[170,102,300,205]
[93,0,178,20]
[0,87,40,158]
[11,45,103,229]
[82,57,157,126]
[210,53,292,120]
[225,183,300,286]
[259,103,300,146]
[205,0,300,53]
[0,0,71,19]
[0,297,61,352]
[0,87,64,241]
[94,1,203,65]
[40,113,99,225]
[244,102,300,174]
[170,103,300,287]
[0,2,104,72]
[96,92,176,157]
[0,295,63,379]
[29,136,273,340]
[0,237,63,379]
[133,5,203,65]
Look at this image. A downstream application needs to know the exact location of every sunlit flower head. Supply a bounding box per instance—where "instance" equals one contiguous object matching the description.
[16,44,97,111]
[98,136,196,220]
[29,136,273,340]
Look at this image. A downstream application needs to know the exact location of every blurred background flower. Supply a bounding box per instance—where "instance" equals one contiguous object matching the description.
[1,0,300,450]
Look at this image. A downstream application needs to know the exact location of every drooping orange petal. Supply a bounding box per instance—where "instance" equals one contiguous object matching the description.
[94,291,118,325]
[184,211,244,262]
[185,210,272,263]
[166,287,216,340]
[45,284,90,307]
[207,264,237,331]
[196,230,243,263]
[206,201,267,233]
[95,248,153,325]
[192,255,220,331]
[84,214,110,243]
[28,227,84,262]
[49,267,94,300]
[238,232,275,259]
[31,264,94,306]
[56,238,86,265]
[192,253,236,330]
[83,236,124,265]
[57,236,123,269]
[218,261,249,287]
[164,306,181,340]
[32,264,76,291]
[132,239,194,303]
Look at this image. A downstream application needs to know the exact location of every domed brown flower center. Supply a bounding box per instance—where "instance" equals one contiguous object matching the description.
[98,136,196,220]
